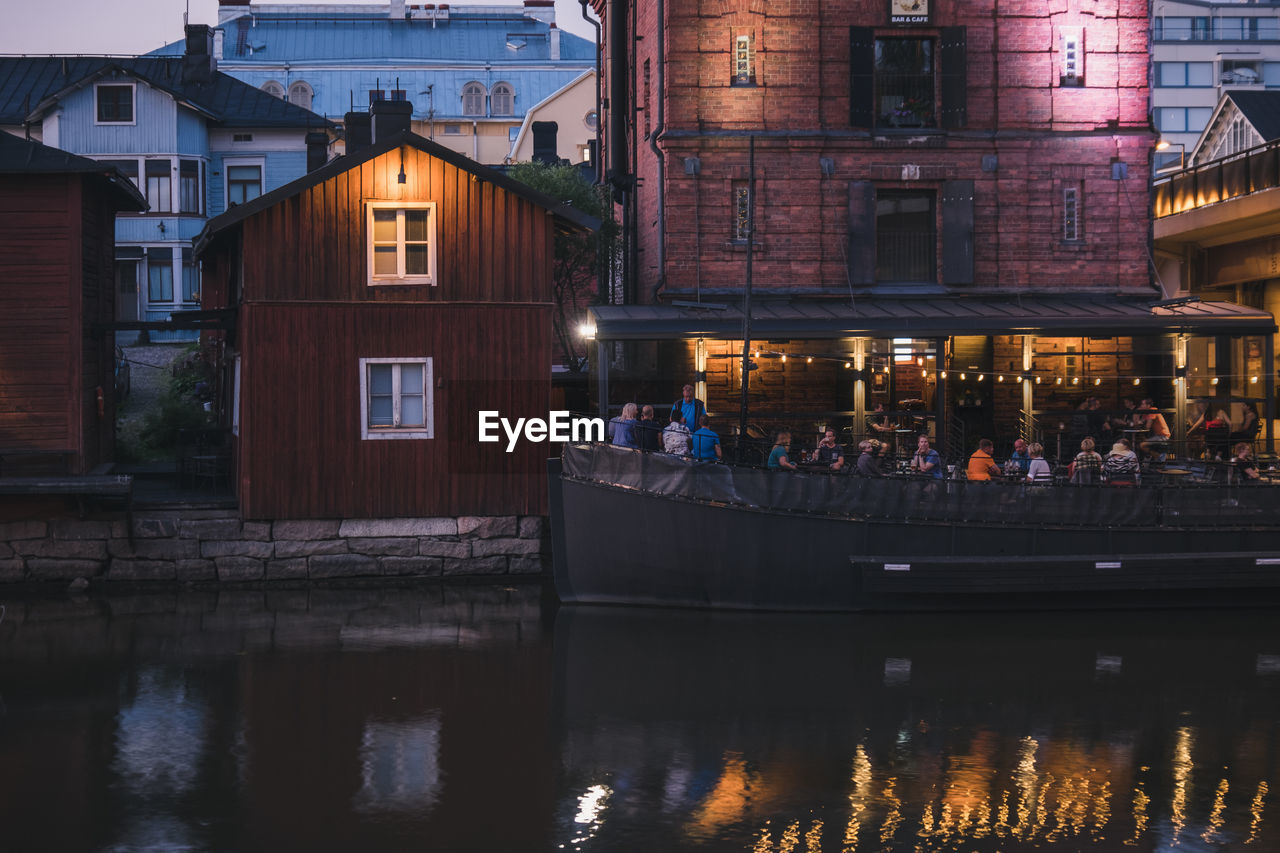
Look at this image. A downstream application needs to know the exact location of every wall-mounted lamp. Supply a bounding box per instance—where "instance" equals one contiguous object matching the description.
[1155,139,1185,171]
[157,221,166,234]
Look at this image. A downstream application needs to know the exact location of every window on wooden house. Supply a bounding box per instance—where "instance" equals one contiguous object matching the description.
[491,83,514,116]
[367,202,437,285]
[850,28,965,130]
[875,189,936,282]
[145,160,172,213]
[181,249,200,303]
[359,357,434,440]
[288,81,313,110]
[444,124,462,135]
[262,81,285,99]
[462,82,486,116]
[147,248,174,302]
[179,160,201,214]
[226,163,263,206]
[102,158,141,190]
[96,83,135,124]
[731,34,754,86]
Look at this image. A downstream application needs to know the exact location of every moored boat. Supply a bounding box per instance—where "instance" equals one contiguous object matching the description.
[549,443,1280,611]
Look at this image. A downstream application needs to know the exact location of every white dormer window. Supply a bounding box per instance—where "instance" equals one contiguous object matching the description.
[288,80,313,110]
[261,81,285,99]
[491,82,514,116]
[1060,28,1083,87]
[462,82,486,117]
[95,83,135,125]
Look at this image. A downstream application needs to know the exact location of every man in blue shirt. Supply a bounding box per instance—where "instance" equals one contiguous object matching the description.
[670,385,706,436]
[909,434,944,479]
[690,415,722,461]
[1008,438,1031,477]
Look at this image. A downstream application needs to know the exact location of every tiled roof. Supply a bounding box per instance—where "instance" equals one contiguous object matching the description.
[0,56,332,127]
[0,130,147,209]
[1226,91,1280,144]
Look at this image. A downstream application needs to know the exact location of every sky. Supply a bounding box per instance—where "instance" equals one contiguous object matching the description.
[0,0,597,54]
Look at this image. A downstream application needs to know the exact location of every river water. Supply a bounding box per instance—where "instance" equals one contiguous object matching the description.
[0,585,1276,852]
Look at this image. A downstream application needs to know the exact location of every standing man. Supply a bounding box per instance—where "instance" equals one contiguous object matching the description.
[670,385,706,437]
[910,434,944,479]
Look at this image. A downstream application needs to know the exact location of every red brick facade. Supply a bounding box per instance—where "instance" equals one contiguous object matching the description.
[593,0,1155,301]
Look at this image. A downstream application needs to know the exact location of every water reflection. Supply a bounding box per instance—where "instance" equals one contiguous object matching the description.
[553,607,1280,852]
[0,588,1276,851]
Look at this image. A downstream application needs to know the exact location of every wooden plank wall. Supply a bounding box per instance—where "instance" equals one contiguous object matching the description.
[79,182,118,472]
[0,175,77,457]
[239,146,554,305]
[238,303,552,520]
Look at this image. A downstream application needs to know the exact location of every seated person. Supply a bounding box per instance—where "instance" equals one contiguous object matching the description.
[1071,437,1103,484]
[1006,438,1031,478]
[1230,403,1261,443]
[768,431,798,470]
[867,402,896,436]
[810,429,845,472]
[965,438,1002,481]
[1103,441,1140,485]
[690,415,722,461]
[1232,441,1261,482]
[1137,399,1171,460]
[1025,442,1052,484]
[856,440,884,477]
[635,404,663,452]
[611,402,640,448]
[909,434,944,480]
[662,410,691,455]
[1186,399,1209,459]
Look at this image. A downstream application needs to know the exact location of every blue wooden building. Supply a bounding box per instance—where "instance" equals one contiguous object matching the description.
[0,26,332,342]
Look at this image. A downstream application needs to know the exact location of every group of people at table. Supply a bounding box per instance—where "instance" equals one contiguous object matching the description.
[608,386,1265,483]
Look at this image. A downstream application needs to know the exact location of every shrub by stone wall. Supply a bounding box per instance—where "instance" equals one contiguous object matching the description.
[0,513,549,585]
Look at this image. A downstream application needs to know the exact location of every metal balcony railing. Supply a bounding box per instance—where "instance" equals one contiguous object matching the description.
[1153,137,1280,219]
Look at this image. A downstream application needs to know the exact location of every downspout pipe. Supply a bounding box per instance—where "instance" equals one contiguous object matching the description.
[648,0,666,303]
[608,0,629,187]
[580,0,603,185]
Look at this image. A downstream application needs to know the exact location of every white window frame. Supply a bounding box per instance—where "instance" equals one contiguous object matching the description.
[1059,28,1083,86]
[223,156,265,208]
[732,34,754,86]
[462,82,486,117]
[491,82,514,116]
[366,201,438,286]
[94,82,136,126]
[287,80,313,110]
[359,357,434,440]
[261,81,285,99]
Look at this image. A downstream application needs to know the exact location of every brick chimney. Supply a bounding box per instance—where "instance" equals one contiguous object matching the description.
[345,112,372,156]
[523,0,555,25]
[390,0,405,19]
[218,0,251,25]
[182,24,216,85]
[371,99,413,143]
[306,131,329,172]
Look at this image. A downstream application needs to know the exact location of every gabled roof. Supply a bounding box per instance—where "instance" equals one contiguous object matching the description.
[0,57,333,128]
[1225,91,1280,143]
[194,128,597,254]
[151,10,595,64]
[0,131,147,210]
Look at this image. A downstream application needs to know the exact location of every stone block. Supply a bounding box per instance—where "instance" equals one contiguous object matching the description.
[49,520,113,540]
[108,559,177,582]
[458,516,518,538]
[241,521,272,541]
[348,537,418,557]
[272,520,341,540]
[180,519,243,540]
[175,559,217,581]
[378,556,443,577]
[132,517,179,538]
[0,521,45,540]
[16,539,108,560]
[200,540,275,559]
[27,559,102,581]
[518,516,545,539]
[109,539,200,561]
[215,557,264,581]
[274,539,348,558]
[471,538,543,558]
[266,558,309,580]
[339,518,457,538]
[0,542,12,559]
[309,553,378,579]
[0,558,25,582]
[418,539,471,559]
[508,556,548,575]
[442,555,508,576]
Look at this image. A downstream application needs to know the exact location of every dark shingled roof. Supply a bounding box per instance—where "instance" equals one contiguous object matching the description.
[1226,91,1280,143]
[0,57,333,128]
[0,130,146,210]
[195,129,598,254]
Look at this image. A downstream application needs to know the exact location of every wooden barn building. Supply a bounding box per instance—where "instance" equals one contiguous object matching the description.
[196,105,595,520]
[0,132,146,474]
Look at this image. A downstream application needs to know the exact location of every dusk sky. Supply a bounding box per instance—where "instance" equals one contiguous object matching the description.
[1,0,596,55]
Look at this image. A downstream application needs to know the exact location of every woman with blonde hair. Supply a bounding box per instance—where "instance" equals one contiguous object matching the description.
[1070,436,1103,485]
[768,430,798,470]
[1025,442,1052,484]
[611,402,640,448]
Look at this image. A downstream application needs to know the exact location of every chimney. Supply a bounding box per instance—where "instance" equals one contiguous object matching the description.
[523,0,555,25]
[372,99,413,143]
[550,23,560,60]
[213,28,225,61]
[182,24,216,85]
[306,131,329,172]
[532,121,559,164]
[218,0,251,25]
[390,0,405,18]
[345,111,372,156]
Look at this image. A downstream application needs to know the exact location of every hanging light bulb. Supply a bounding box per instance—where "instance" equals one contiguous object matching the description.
[997,374,1004,382]
[921,369,927,378]
[1211,377,1219,385]
[1251,375,1259,384]
[1034,376,1041,385]
[844,362,852,369]
[1056,377,1062,385]
[1071,377,1079,385]
[1017,375,1025,383]
[780,354,787,363]
[806,356,813,364]
[977,374,985,382]
[1133,378,1141,386]
[960,373,966,380]
[1094,377,1101,386]
[940,370,948,379]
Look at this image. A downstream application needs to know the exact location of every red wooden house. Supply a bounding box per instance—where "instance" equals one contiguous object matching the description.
[0,132,146,474]
[196,116,595,520]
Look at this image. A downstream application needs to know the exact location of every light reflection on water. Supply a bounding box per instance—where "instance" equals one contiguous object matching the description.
[0,587,1275,851]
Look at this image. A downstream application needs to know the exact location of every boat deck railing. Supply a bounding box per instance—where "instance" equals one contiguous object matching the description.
[563,444,1280,529]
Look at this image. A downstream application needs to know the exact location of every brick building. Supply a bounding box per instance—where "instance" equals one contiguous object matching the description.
[586,0,1275,460]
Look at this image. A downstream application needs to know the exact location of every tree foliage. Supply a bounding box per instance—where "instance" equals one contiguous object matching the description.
[508,162,617,372]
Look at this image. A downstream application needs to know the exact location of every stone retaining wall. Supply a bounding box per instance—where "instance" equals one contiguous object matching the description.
[0,511,549,584]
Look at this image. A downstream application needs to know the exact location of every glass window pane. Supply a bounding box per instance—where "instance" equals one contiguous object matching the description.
[400,394,425,426]
[373,210,397,242]
[399,364,423,393]
[1156,108,1184,132]
[227,165,258,181]
[182,263,199,301]
[1266,63,1280,85]
[369,396,394,426]
[1157,63,1180,86]
[148,264,173,302]
[1187,108,1212,133]
[1187,62,1213,86]
[373,246,397,275]
[405,210,429,242]
[369,364,393,395]
[405,244,430,275]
